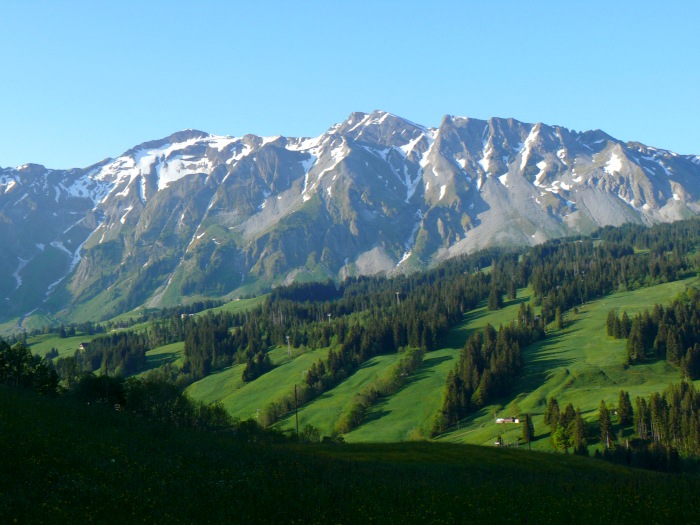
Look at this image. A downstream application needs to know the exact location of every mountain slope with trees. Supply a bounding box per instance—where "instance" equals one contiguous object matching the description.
[2,112,700,327]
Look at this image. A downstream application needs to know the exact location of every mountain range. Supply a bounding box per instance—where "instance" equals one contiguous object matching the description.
[2,111,699,324]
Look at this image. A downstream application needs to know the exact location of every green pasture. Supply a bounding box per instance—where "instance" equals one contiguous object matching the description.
[345,288,534,442]
[442,275,700,448]
[3,385,699,524]
[187,346,330,420]
[196,295,266,316]
[142,342,185,373]
[28,333,86,358]
[275,353,404,436]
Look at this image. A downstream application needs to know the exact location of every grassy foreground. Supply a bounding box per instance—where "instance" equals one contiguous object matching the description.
[2,386,700,524]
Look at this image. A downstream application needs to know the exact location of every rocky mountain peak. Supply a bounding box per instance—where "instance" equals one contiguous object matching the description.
[1,112,699,324]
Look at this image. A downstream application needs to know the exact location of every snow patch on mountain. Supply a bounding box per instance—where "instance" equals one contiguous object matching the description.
[399,134,424,158]
[157,156,213,190]
[1,178,18,194]
[418,130,438,169]
[534,161,547,187]
[397,210,424,268]
[206,136,237,152]
[120,205,134,224]
[520,126,539,170]
[557,149,567,166]
[478,137,494,173]
[12,257,29,291]
[604,153,623,175]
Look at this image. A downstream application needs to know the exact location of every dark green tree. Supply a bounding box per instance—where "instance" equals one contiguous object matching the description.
[571,408,588,455]
[543,397,560,434]
[555,307,564,330]
[606,309,617,336]
[599,400,614,449]
[487,283,503,310]
[617,390,633,425]
[522,413,535,449]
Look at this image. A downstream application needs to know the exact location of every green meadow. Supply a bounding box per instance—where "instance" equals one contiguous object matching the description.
[187,277,700,447]
[22,271,700,450]
[441,275,700,448]
[3,385,699,524]
[142,341,185,373]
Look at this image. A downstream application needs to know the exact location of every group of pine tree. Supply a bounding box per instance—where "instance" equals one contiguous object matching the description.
[6,218,700,450]
[606,286,700,377]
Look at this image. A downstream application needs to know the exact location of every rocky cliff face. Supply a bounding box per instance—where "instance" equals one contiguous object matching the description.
[2,112,699,321]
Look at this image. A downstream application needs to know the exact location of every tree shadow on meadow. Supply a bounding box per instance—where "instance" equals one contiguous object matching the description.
[514,330,577,395]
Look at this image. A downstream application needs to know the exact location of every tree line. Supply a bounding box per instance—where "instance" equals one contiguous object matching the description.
[433,303,543,434]
[606,286,700,377]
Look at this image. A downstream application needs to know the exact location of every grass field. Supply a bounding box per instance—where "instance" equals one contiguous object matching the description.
[187,346,330,420]
[275,353,404,436]
[28,333,86,358]
[197,295,267,316]
[194,276,700,447]
[141,341,185,374]
[441,275,700,448]
[3,385,700,524]
[19,271,700,451]
[345,288,535,442]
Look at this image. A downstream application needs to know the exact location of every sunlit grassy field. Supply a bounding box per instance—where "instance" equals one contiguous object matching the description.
[186,278,700,446]
[442,275,700,448]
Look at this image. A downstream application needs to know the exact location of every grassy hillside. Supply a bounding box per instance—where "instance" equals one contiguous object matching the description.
[441,275,700,448]
[2,386,699,524]
[344,288,534,442]
[275,353,404,436]
[141,341,185,374]
[188,277,700,449]
[187,346,330,420]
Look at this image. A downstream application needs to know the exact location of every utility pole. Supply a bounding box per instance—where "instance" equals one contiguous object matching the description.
[395,291,400,306]
[286,335,291,357]
[327,313,331,325]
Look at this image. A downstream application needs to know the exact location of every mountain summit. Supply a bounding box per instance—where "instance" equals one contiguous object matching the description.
[2,111,699,322]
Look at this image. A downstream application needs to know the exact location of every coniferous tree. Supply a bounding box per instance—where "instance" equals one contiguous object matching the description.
[617,390,633,425]
[626,319,645,363]
[599,400,614,449]
[487,283,503,310]
[634,396,650,439]
[560,402,576,429]
[606,309,617,336]
[572,408,588,455]
[555,307,564,330]
[621,312,631,338]
[543,397,559,428]
[522,413,535,449]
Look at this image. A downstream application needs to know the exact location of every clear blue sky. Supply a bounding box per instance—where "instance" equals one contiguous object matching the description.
[1,0,698,169]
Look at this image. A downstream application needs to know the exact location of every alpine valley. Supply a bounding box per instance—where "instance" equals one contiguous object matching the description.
[2,110,700,325]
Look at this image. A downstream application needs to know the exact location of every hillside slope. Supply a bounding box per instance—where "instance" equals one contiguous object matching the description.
[2,386,698,523]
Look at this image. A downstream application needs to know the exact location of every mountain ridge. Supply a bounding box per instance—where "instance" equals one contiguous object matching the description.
[2,111,699,324]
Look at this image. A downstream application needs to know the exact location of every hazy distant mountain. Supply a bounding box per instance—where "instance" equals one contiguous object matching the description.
[2,111,699,323]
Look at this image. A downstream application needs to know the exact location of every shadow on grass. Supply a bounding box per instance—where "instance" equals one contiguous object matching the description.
[505,296,529,308]
[509,331,577,398]
[143,352,178,371]
[362,406,391,425]
[422,355,454,368]
[359,359,382,371]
